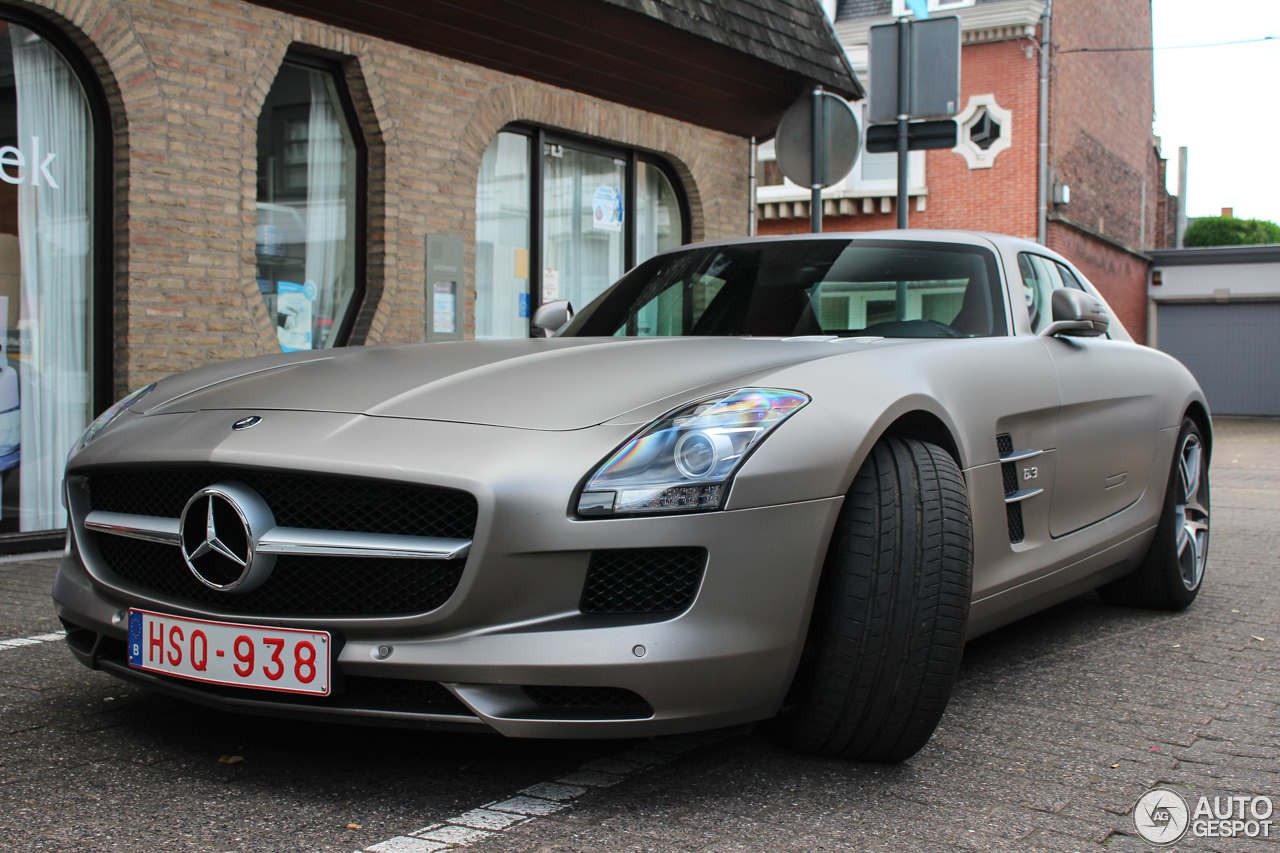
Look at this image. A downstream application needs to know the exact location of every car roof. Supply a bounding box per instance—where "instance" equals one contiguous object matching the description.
[670,229,1072,267]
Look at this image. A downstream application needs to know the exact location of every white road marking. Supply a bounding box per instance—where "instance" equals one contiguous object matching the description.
[0,631,65,650]
[356,731,733,853]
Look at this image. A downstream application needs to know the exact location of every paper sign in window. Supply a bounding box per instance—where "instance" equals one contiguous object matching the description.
[432,281,456,334]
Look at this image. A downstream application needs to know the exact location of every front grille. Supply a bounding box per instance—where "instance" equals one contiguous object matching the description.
[83,467,475,616]
[95,534,465,616]
[522,685,651,711]
[87,468,477,539]
[580,547,706,614]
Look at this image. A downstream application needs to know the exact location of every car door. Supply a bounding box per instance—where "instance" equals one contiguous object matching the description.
[1020,254,1164,537]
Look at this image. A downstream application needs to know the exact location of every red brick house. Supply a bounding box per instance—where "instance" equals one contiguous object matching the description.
[757,0,1175,344]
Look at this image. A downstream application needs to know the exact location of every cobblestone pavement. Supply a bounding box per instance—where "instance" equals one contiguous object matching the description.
[1,418,1276,852]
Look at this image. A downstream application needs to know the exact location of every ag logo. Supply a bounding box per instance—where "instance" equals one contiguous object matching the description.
[1133,787,1190,845]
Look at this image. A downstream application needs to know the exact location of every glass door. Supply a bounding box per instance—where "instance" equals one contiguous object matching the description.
[542,144,625,314]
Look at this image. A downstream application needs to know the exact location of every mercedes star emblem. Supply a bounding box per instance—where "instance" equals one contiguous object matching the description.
[232,415,262,431]
[179,482,277,593]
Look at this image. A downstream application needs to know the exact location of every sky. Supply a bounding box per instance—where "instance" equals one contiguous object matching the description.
[1151,0,1280,222]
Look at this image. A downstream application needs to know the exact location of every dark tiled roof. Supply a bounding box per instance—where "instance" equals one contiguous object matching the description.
[601,0,863,98]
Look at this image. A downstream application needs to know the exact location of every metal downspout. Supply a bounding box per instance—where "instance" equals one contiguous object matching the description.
[1038,0,1053,245]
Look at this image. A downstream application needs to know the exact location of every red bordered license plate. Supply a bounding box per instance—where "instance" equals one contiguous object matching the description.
[128,609,331,696]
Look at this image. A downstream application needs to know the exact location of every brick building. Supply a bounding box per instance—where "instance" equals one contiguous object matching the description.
[757,0,1176,344]
[0,0,858,550]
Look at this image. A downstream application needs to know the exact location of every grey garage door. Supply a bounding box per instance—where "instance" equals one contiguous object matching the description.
[1157,301,1280,416]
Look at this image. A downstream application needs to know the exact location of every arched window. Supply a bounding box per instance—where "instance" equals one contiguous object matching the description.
[255,52,365,352]
[474,126,689,339]
[0,8,110,543]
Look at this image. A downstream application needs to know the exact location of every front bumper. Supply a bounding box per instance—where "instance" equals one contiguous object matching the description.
[55,409,842,738]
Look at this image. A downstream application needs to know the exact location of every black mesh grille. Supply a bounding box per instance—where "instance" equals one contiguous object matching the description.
[580,547,706,614]
[343,677,472,714]
[1006,502,1025,543]
[996,433,1014,456]
[87,468,477,539]
[522,685,651,710]
[83,467,474,616]
[1001,461,1018,496]
[95,535,464,616]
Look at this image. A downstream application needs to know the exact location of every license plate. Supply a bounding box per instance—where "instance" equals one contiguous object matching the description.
[128,609,330,696]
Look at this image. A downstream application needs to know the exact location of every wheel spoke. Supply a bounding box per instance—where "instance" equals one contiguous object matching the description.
[1180,437,1201,501]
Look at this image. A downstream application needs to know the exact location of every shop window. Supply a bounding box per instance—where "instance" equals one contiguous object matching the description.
[474,127,688,339]
[0,17,105,536]
[475,131,531,341]
[256,55,364,352]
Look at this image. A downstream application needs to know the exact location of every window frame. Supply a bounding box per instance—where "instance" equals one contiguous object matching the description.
[263,49,369,350]
[497,123,692,315]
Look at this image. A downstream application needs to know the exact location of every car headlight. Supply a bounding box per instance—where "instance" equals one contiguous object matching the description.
[577,388,809,516]
[67,383,155,462]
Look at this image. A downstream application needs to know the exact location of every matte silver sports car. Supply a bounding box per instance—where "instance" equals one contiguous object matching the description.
[54,231,1211,761]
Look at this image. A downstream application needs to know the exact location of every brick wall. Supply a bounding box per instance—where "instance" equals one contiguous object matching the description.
[759,37,1041,237]
[1050,0,1159,253]
[14,0,750,396]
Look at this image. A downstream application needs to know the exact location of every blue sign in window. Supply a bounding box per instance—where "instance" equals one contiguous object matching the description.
[518,292,530,318]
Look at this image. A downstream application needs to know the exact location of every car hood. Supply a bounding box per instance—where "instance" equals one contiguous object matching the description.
[141,337,879,431]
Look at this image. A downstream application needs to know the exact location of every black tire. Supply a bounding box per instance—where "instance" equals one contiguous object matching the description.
[771,436,972,762]
[1097,418,1209,610]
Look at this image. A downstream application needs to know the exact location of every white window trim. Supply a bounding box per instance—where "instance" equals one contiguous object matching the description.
[890,0,976,16]
[952,94,1012,170]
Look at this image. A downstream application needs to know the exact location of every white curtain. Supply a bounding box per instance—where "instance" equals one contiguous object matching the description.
[12,26,93,531]
[303,72,343,346]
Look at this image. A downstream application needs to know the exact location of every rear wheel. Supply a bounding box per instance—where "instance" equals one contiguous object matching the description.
[1097,418,1209,610]
[771,436,972,762]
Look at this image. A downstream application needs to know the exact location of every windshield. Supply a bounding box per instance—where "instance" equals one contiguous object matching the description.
[561,239,1007,339]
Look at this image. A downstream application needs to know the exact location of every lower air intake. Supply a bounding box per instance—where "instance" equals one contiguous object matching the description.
[580,547,707,614]
[522,685,651,713]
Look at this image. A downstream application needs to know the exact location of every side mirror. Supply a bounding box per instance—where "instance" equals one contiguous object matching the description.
[1039,288,1109,337]
[532,300,574,337]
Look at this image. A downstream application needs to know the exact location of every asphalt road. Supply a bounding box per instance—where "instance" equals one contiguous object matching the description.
[1,418,1276,852]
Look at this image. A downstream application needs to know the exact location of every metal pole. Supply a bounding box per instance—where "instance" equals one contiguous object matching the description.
[1175,146,1188,248]
[811,85,823,233]
[749,136,758,236]
[1037,0,1052,245]
[896,18,909,229]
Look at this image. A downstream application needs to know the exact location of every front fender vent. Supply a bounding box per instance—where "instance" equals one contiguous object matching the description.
[997,433,1025,544]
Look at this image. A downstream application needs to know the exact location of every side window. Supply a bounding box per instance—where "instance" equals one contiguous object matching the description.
[1017,253,1081,334]
[1055,262,1085,291]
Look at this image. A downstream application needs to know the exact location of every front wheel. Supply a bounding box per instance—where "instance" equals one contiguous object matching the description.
[770,436,972,762]
[1097,417,1209,610]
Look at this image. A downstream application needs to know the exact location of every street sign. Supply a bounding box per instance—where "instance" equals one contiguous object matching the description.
[775,92,860,190]
[868,16,960,123]
[865,119,958,153]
